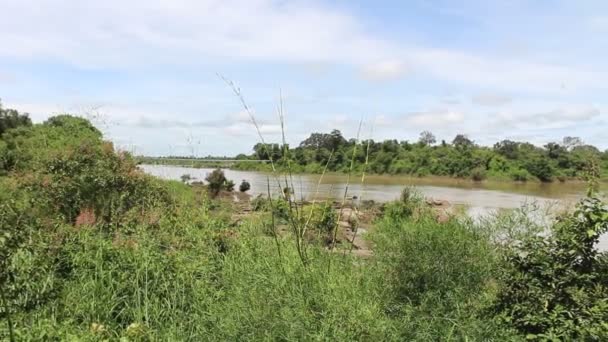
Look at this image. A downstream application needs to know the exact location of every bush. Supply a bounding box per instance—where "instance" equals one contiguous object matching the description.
[224,180,235,192]
[525,157,554,182]
[180,174,192,183]
[471,166,487,181]
[492,197,608,340]
[239,180,251,192]
[510,168,530,182]
[370,203,510,340]
[205,168,235,195]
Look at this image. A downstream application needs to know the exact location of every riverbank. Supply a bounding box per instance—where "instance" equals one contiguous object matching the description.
[139,164,601,208]
[2,114,607,340]
[140,157,608,185]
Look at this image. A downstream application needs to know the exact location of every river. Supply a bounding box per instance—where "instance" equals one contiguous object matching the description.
[140,164,607,250]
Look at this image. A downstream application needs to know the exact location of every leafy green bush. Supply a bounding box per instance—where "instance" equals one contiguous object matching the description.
[204,168,235,196]
[510,168,531,182]
[492,197,608,340]
[471,166,487,181]
[0,101,32,136]
[239,180,251,192]
[224,179,235,192]
[370,204,513,340]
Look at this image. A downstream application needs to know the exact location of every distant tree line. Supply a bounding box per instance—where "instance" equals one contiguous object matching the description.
[238,129,608,182]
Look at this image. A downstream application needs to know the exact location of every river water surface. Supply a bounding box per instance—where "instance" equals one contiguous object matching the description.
[140,164,607,250]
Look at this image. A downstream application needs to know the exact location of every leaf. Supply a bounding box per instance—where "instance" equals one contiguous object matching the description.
[587,229,596,238]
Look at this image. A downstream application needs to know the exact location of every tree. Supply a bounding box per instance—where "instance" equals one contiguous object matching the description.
[493,140,519,159]
[253,143,269,160]
[239,180,251,192]
[452,134,474,149]
[544,142,566,159]
[329,129,346,150]
[44,114,101,137]
[525,156,554,182]
[205,168,228,196]
[0,101,32,136]
[562,136,583,151]
[418,131,436,146]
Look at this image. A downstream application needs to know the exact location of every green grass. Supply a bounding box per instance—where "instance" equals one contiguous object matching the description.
[1,177,523,340]
[2,113,606,341]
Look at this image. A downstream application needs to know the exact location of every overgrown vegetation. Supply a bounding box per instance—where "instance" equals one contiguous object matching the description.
[1,103,607,341]
[233,129,608,182]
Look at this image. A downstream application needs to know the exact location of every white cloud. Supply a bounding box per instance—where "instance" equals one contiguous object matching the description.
[405,109,465,128]
[0,0,395,67]
[1,0,604,94]
[493,106,601,130]
[472,93,512,106]
[0,71,16,84]
[360,60,408,82]
[224,123,281,136]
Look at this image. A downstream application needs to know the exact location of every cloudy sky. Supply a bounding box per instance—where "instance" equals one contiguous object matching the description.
[1,0,607,156]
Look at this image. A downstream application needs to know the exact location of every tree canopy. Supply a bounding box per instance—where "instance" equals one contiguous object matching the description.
[238,129,607,182]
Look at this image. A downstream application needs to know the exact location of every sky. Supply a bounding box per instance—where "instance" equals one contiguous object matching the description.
[0,0,607,156]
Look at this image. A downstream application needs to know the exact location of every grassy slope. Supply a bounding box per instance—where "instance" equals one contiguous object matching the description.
[1,176,521,341]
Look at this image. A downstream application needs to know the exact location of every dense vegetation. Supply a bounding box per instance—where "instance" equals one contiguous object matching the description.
[233,129,608,182]
[1,104,607,340]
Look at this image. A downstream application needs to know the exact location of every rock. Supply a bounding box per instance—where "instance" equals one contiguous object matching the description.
[338,221,351,229]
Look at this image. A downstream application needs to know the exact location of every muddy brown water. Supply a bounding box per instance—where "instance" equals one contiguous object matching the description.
[140,164,607,251]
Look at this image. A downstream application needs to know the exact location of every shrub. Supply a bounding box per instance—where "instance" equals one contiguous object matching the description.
[370,203,508,340]
[239,180,251,192]
[306,202,337,237]
[492,197,608,340]
[510,168,530,182]
[525,157,554,182]
[205,168,231,196]
[471,166,487,181]
[224,180,235,192]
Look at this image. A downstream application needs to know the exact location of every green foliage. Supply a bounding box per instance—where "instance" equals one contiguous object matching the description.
[492,197,608,340]
[0,101,32,137]
[510,168,531,182]
[240,131,603,182]
[2,113,606,340]
[524,156,554,182]
[204,168,234,196]
[239,179,251,192]
[369,205,515,340]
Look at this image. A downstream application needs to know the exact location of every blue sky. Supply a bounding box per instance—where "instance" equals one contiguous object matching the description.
[0,0,606,156]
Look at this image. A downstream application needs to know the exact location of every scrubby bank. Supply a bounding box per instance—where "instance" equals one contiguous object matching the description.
[0,107,606,341]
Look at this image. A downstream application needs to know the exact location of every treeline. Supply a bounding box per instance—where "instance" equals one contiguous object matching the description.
[1,102,607,340]
[236,129,608,182]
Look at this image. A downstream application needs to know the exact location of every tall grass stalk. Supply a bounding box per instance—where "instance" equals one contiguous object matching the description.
[266,176,285,273]
[347,120,373,254]
[301,150,335,241]
[220,75,335,266]
[330,119,363,252]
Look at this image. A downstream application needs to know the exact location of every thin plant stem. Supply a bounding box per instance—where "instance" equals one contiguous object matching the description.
[0,284,15,342]
[301,150,334,240]
[267,176,285,274]
[330,119,363,251]
[348,120,374,254]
